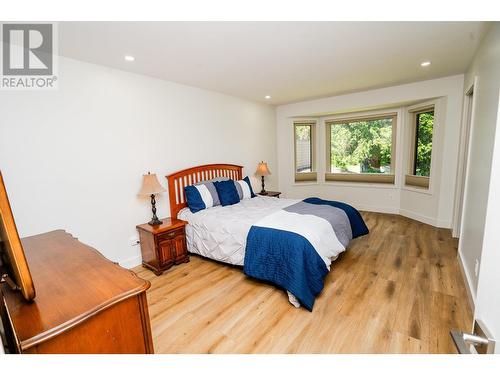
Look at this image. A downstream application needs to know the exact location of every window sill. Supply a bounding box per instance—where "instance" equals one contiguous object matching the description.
[404,174,430,189]
[295,171,317,183]
[322,181,398,189]
[325,173,395,184]
[292,182,319,186]
[401,185,433,196]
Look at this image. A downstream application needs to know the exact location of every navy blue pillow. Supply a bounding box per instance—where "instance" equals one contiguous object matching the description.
[214,180,240,206]
[243,176,256,198]
[185,185,206,213]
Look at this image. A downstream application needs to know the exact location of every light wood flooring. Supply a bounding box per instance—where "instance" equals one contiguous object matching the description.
[134,212,473,353]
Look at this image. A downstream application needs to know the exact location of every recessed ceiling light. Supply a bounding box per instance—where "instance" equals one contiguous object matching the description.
[124,55,135,62]
[420,61,431,67]
[264,95,271,100]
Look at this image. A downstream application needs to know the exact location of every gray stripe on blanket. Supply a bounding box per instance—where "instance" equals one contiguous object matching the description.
[283,202,352,247]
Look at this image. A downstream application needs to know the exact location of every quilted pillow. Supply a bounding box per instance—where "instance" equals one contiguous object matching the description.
[234,176,256,200]
[214,180,240,206]
[185,182,219,213]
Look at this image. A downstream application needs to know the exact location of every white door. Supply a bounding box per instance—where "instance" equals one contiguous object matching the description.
[473,92,500,353]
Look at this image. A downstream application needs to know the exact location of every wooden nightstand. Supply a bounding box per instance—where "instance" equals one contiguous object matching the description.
[258,191,281,198]
[136,218,189,276]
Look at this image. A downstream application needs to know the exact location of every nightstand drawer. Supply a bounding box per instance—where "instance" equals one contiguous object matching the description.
[157,227,184,241]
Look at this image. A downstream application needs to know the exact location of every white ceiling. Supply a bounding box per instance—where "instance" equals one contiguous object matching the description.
[59,22,489,105]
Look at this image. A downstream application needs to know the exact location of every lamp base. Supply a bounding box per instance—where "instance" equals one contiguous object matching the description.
[148,194,162,226]
[148,218,163,226]
[259,190,268,195]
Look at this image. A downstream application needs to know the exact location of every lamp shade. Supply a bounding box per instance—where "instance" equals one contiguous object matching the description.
[255,161,271,176]
[138,172,166,196]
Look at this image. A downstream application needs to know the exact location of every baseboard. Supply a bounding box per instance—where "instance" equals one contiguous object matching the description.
[436,219,452,229]
[350,204,454,231]
[355,204,399,215]
[398,208,436,226]
[398,208,451,228]
[457,249,476,312]
[120,254,142,269]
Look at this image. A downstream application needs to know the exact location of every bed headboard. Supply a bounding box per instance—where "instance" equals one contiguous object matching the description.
[166,164,243,219]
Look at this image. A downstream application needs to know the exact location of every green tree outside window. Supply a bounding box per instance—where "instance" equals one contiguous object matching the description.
[414,112,434,177]
[329,118,393,174]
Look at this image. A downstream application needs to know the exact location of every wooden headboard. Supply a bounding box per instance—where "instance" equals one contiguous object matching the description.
[166,164,243,219]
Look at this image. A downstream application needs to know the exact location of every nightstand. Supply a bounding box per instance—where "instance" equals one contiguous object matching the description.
[136,218,189,275]
[258,191,281,198]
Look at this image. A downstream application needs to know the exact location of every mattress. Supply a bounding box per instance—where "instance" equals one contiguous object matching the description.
[178,195,300,266]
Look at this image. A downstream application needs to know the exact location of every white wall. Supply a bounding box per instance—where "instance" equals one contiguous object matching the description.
[276,75,464,227]
[459,23,500,301]
[0,57,277,268]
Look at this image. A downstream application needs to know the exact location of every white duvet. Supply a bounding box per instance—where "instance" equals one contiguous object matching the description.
[178,195,300,266]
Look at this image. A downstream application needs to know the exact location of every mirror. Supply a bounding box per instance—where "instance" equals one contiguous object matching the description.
[0,171,35,301]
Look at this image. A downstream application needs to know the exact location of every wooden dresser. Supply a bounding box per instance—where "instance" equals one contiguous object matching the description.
[0,230,154,354]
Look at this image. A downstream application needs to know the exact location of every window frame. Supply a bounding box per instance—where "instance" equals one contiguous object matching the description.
[294,120,317,182]
[405,104,435,189]
[324,112,397,184]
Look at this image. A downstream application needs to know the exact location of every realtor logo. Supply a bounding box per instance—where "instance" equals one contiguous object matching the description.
[1,22,58,89]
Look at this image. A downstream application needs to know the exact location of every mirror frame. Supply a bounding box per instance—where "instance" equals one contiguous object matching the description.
[0,171,35,301]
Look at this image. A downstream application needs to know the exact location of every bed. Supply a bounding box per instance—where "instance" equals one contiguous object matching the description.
[166,164,368,310]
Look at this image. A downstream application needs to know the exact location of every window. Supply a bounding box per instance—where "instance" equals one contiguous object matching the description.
[325,113,396,183]
[413,110,434,176]
[405,106,434,188]
[294,121,317,182]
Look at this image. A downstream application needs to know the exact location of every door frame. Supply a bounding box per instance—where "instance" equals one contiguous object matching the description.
[452,79,477,238]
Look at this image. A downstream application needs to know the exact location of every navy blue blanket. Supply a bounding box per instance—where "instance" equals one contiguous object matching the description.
[244,198,368,311]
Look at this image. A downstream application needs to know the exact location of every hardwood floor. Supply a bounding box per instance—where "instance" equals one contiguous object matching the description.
[133,212,473,354]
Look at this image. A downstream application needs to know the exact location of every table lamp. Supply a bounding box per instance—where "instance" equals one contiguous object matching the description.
[255,161,271,195]
[138,172,166,226]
